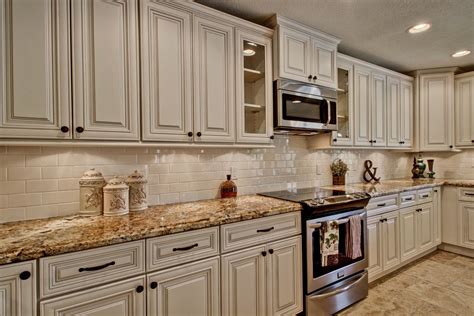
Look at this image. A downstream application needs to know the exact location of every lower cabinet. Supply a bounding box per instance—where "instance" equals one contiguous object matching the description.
[40,276,146,316]
[0,261,36,316]
[459,201,474,249]
[221,236,303,316]
[147,257,220,316]
[400,204,434,262]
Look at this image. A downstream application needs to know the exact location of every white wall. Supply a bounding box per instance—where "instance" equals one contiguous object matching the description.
[0,136,412,223]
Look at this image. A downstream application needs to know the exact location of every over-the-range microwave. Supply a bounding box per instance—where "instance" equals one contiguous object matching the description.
[273,79,337,134]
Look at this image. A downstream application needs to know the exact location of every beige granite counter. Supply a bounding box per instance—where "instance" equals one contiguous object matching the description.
[0,195,302,265]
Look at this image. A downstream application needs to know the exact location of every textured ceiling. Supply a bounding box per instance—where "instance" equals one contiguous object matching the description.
[196,0,474,73]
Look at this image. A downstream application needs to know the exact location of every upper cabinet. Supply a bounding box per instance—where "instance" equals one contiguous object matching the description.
[0,0,72,139]
[371,72,387,147]
[268,16,340,89]
[331,56,354,146]
[354,65,372,146]
[454,72,474,147]
[387,76,413,148]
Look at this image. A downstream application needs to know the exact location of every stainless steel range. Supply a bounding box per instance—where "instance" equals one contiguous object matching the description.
[259,187,371,315]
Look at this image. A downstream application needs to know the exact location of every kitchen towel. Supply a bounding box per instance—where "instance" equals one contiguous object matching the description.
[320,220,339,267]
[345,215,362,259]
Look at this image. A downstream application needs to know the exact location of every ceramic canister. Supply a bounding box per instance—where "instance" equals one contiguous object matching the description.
[126,170,148,211]
[103,176,129,216]
[79,168,106,216]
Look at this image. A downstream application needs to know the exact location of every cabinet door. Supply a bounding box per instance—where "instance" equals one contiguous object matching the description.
[400,80,413,147]
[311,40,337,88]
[400,207,418,262]
[72,0,139,140]
[0,261,36,316]
[419,72,454,151]
[140,1,193,142]
[0,0,71,139]
[332,57,354,146]
[367,215,383,280]
[418,204,434,252]
[235,29,273,144]
[147,257,220,316]
[386,77,401,147]
[221,245,266,316]
[459,202,474,249]
[371,72,387,147]
[41,276,145,316]
[266,236,303,316]
[382,211,400,270]
[278,27,311,82]
[455,76,474,146]
[354,65,372,146]
[433,187,442,245]
[193,16,235,143]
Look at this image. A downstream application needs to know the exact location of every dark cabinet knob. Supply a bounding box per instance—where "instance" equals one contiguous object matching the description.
[261,251,267,257]
[333,138,337,142]
[136,285,144,293]
[76,126,84,133]
[269,249,274,254]
[150,281,158,289]
[196,132,202,137]
[270,135,274,140]
[19,271,31,280]
[60,126,69,133]
[313,75,318,80]
[373,140,377,143]
[471,140,474,143]
[308,75,313,80]
[369,140,373,143]
[187,132,193,137]
[449,145,453,149]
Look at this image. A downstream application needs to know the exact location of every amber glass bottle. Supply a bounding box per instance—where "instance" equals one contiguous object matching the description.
[221,175,237,198]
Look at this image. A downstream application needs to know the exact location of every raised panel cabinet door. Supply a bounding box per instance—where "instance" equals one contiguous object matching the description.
[140,1,193,142]
[193,16,235,143]
[331,57,354,146]
[0,0,71,139]
[371,72,387,147]
[418,204,434,252]
[400,80,413,147]
[455,76,474,146]
[354,65,372,146]
[382,211,400,271]
[399,207,418,262]
[72,0,139,140]
[147,257,220,316]
[221,245,266,316]
[0,261,36,316]
[311,40,337,88]
[279,27,311,82]
[386,77,401,147]
[459,202,474,249]
[40,276,145,316]
[419,72,454,151]
[367,215,383,281]
[266,236,303,316]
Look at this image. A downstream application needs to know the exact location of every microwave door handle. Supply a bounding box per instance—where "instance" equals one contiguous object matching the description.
[325,99,331,125]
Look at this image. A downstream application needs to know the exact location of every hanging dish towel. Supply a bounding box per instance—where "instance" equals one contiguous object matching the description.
[345,215,362,259]
[320,220,339,267]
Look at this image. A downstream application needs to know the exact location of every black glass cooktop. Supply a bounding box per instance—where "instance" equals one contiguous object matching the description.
[258,187,347,203]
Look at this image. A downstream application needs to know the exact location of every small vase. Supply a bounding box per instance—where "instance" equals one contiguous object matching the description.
[332,175,345,185]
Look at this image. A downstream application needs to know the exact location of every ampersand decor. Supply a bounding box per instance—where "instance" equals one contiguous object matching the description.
[363,160,380,183]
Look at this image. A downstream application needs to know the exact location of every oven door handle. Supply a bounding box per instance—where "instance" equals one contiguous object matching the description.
[309,271,367,299]
[308,213,365,229]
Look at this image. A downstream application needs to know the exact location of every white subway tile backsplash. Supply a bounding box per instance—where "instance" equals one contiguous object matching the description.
[0,207,25,223]
[7,167,41,180]
[0,181,25,195]
[26,154,58,167]
[8,193,42,207]
[42,191,78,205]
[26,180,59,193]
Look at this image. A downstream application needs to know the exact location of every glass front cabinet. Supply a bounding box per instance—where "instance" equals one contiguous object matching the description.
[236,30,274,143]
[331,56,354,146]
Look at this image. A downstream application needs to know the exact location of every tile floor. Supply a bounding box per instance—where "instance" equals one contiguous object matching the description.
[339,250,474,315]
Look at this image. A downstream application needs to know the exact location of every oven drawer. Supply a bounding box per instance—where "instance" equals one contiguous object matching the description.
[367,194,398,216]
[40,240,145,298]
[146,227,219,272]
[220,212,301,253]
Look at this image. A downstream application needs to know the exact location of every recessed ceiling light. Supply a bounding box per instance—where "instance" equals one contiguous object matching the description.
[243,49,255,56]
[452,50,471,58]
[408,23,431,34]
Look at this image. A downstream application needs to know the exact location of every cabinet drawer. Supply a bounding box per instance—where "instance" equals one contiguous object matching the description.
[221,212,301,253]
[146,227,219,272]
[400,191,417,207]
[40,240,145,298]
[367,194,398,216]
[417,188,433,204]
[459,188,474,202]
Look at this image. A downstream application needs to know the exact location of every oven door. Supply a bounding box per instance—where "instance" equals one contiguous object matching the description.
[306,209,368,293]
[276,89,337,131]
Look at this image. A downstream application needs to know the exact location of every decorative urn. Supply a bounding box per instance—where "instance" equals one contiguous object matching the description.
[79,168,106,216]
[126,170,148,211]
[103,176,129,216]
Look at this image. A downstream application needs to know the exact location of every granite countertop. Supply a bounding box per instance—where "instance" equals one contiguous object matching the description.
[0,195,302,265]
[323,178,474,198]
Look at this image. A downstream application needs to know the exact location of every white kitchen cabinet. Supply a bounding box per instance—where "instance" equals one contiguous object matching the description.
[454,72,474,147]
[459,202,474,249]
[311,40,337,88]
[367,215,383,280]
[277,26,312,82]
[400,79,414,147]
[354,65,372,146]
[0,261,36,316]
[400,207,418,262]
[193,16,235,143]
[331,56,354,146]
[387,77,413,148]
[71,0,140,141]
[140,1,193,142]
[41,276,146,316]
[0,0,71,139]
[417,204,434,252]
[433,187,442,245]
[147,257,220,316]
[419,71,455,151]
[371,72,387,147]
[382,211,400,271]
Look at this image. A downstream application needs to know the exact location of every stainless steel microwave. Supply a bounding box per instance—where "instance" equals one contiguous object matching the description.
[274,79,337,133]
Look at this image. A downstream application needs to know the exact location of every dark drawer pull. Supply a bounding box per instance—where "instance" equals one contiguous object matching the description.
[78,261,115,272]
[404,197,413,201]
[376,203,386,207]
[19,271,31,280]
[464,193,474,196]
[420,194,429,198]
[257,227,274,233]
[173,243,198,252]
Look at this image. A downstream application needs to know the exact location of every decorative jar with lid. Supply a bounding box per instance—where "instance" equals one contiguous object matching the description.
[103,176,129,216]
[126,170,148,211]
[79,168,106,216]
